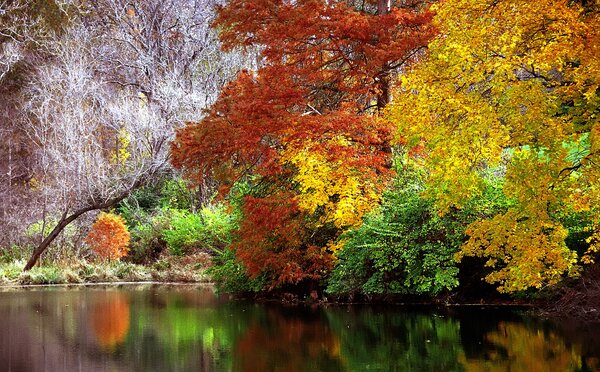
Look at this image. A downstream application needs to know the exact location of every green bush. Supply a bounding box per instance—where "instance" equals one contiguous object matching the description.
[158,178,197,210]
[162,210,202,256]
[117,177,199,227]
[117,185,162,224]
[327,167,508,297]
[162,205,235,256]
[117,175,237,262]
[127,218,168,264]
[207,249,266,293]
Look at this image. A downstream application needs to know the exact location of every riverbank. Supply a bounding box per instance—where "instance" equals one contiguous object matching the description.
[536,264,600,324]
[2,257,599,324]
[0,255,211,286]
[216,277,600,324]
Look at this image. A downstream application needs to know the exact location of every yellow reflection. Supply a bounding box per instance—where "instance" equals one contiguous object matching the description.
[459,321,582,372]
[90,292,131,351]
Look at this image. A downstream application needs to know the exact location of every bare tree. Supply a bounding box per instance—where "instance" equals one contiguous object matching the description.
[22,25,164,269]
[7,0,254,269]
[0,0,39,249]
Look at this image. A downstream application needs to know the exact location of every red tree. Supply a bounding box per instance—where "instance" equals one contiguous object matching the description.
[172,0,435,289]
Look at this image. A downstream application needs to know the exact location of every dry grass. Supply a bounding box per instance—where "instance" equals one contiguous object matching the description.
[0,254,213,286]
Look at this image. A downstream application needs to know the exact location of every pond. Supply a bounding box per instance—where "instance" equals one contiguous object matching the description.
[0,285,598,371]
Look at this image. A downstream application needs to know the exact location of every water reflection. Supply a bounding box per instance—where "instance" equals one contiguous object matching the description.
[0,286,597,371]
[233,308,342,371]
[459,321,582,371]
[90,292,130,351]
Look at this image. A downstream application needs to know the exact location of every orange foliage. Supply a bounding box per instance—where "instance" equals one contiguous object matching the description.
[172,0,435,288]
[235,193,333,288]
[234,309,341,371]
[86,212,130,261]
[173,1,435,192]
[90,292,131,351]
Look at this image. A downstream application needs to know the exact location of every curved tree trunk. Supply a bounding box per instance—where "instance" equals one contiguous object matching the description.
[24,208,89,270]
[23,181,143,270]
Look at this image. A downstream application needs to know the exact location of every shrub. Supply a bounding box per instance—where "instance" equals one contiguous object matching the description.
[86,212,130,261]
[117,177,198,227]
[158,178,197,210]
[127,219,167,264]
[327,184,460,296]
[327,168,508,297]
[161,210,201,255]
[162,205,235,256]
[207,249,266,293]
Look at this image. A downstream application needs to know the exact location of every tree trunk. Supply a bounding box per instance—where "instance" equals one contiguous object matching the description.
[376,73,391,111]
[24,209,84,270]
[376,0,392,111]
[377,0,390,15]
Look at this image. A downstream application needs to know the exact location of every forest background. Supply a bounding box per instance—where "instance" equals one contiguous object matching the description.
[0,0,598,310]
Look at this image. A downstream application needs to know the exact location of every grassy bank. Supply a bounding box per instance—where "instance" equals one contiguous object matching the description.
[0,255,211,286]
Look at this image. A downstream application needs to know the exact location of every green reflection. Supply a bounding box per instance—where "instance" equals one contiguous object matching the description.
[327,308,464,371]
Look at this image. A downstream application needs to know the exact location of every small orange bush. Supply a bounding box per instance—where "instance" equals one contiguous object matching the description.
[86,212,130,260]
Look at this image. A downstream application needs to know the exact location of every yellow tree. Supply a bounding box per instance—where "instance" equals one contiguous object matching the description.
[388,0,600,292]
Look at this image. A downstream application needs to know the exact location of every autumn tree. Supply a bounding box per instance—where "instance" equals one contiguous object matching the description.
[388,0,600,292]
[172,0,435,288]
[86,212,130,260]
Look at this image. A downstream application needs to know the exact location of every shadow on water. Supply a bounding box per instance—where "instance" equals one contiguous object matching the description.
[0,285,598,371]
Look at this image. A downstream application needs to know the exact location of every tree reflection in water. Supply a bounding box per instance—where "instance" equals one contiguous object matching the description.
[233,307,342,371]
[459,321,581,371]
[90,291,131,351]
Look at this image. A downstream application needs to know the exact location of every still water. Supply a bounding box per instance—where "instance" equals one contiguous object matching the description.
[0,285,598,372]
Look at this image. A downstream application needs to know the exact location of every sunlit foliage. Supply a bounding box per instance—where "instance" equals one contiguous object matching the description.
[280,137,382,228]
[389,0,600,292]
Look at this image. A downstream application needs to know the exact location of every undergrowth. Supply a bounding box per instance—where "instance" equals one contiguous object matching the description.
[0,256,211,286]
